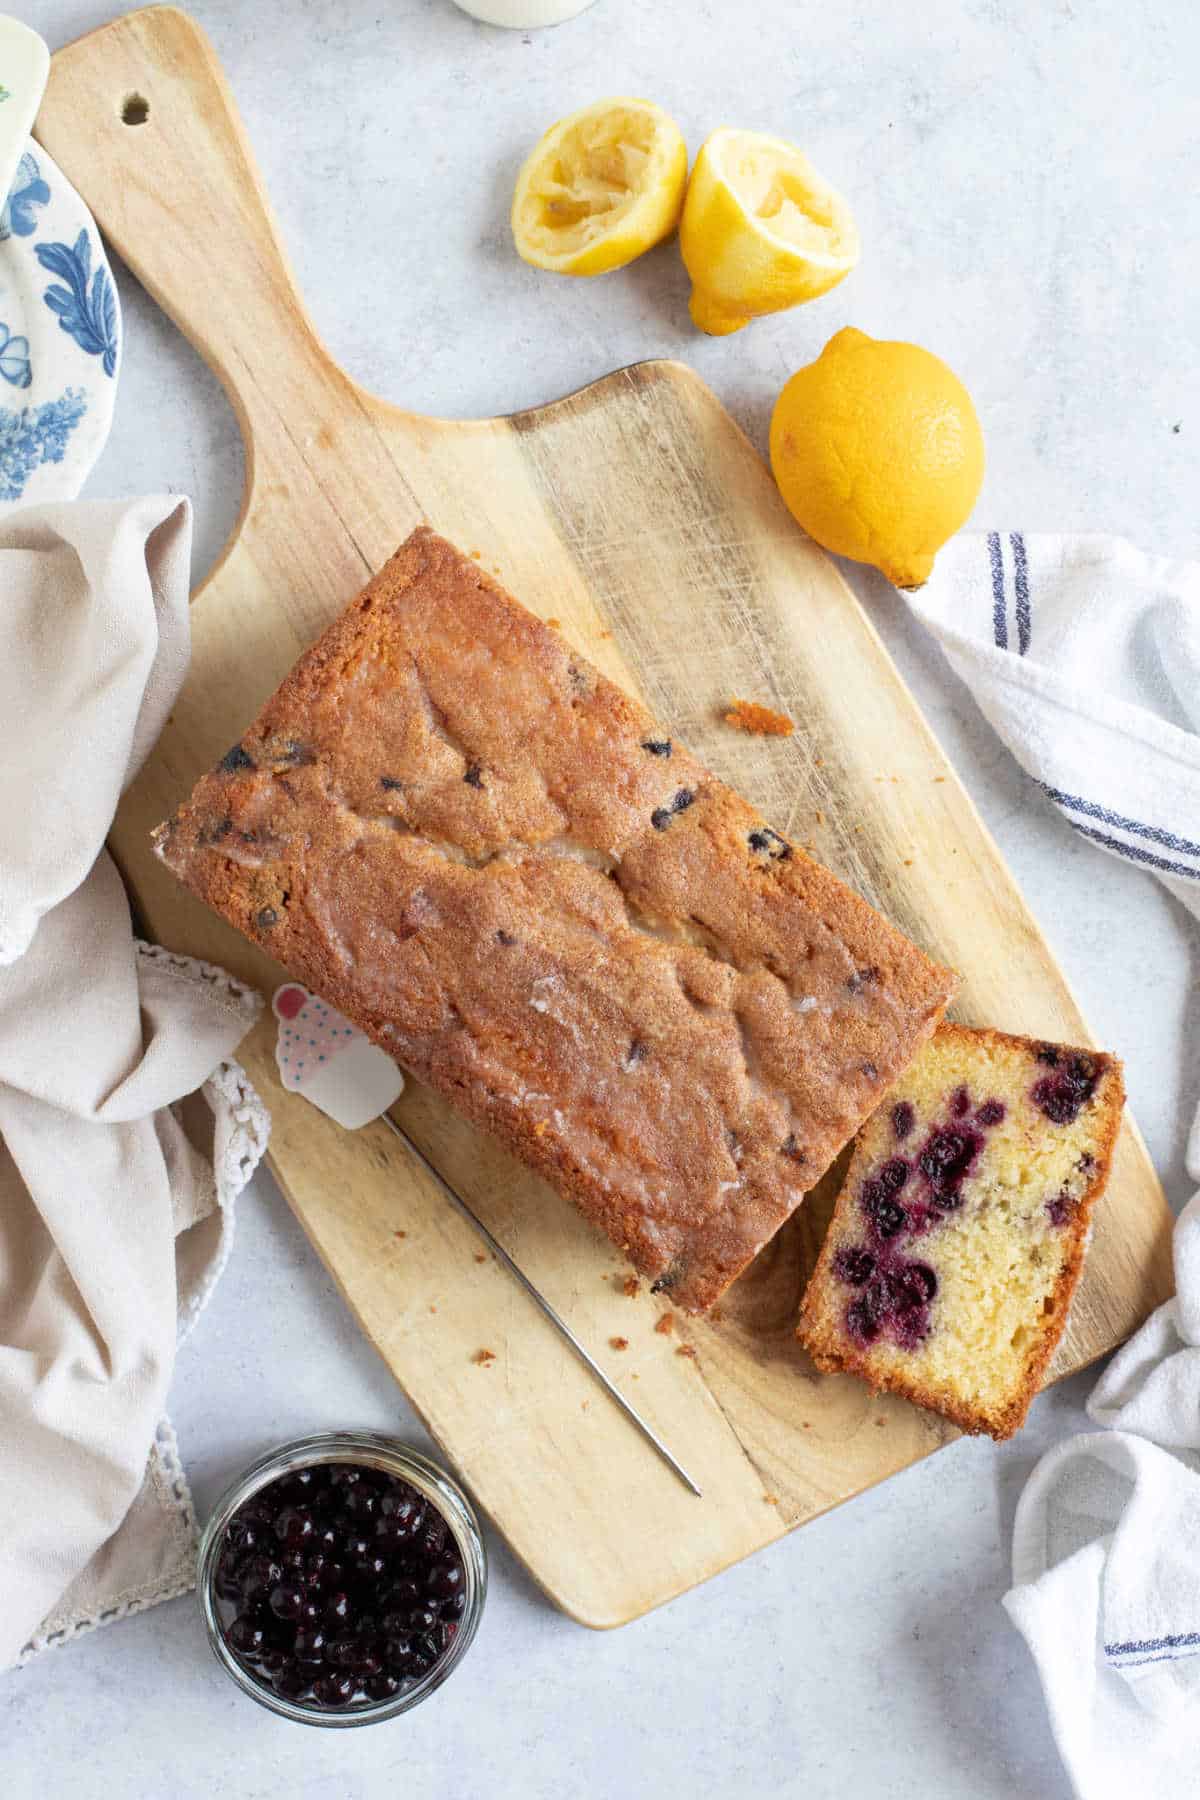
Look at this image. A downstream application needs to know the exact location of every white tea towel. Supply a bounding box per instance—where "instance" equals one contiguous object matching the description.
[1002,1155,1200,1800]
[907,533,1200,1800]
[1003,1428,1200,1800]
[910,533,1200,932]
[0,499,269,1670]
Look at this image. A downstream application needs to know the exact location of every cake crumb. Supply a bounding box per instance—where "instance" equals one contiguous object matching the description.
[676,1343,697,1359]
[610,1336,629,1351]
[470,550,481,560]
[393,1230,407,1240]
[474,1252,488,1263]
[654,1312,675,1335]
[723,697,795,737]
[581,1400,590,1411]
[599,629,613,640]
[763,1492,779,1506]
[802,1421,811,1429]
[620,1274,640,1297]
[472,1348,496,1366]
[429,1305,437,1314]
[815,809,825,825]
[875,1417,887,1427]
[934,775,946,783]
[903,858,914,867]
[546,616,561,628]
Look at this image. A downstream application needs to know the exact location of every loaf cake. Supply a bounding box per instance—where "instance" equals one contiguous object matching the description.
[153,527,955,1311]
[798,1023,1124,1436]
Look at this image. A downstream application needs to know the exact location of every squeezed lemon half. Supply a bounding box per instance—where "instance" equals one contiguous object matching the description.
[680,127,859,334]
[511,97,688,276]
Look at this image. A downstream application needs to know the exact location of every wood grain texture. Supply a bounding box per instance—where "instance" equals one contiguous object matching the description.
[39,5,1173,1626]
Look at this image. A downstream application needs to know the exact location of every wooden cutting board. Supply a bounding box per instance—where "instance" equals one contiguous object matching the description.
[39,7,1173,1627]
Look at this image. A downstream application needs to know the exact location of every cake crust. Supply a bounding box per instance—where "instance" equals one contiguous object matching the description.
[798,1023,1125,1437]
[154,527,956,1311]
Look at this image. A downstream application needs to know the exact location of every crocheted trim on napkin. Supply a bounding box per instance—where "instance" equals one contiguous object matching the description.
[177,1057,271,1345]
[135,937,263,1024]
[208,1057,272,1194]
[136,936,271,1345]
[14,1421,199,1667]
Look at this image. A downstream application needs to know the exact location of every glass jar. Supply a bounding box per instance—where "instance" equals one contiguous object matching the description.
[197,1430,487,1727]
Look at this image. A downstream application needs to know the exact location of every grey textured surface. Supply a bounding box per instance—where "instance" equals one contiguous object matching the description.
[8,2,1197,1796]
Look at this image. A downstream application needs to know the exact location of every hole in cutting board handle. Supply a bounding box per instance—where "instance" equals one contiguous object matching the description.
[121,93,150,126]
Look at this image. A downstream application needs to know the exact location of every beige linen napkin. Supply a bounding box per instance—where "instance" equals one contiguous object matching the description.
[0,499,269,1669]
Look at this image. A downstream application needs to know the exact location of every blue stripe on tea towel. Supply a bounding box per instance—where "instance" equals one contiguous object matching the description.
[1039,783,1200,860]
[1064,817,1200,881]
[1106,1630,1200,1656]
[1011,532,1031,654]
[987,532,1007,649]
[1111,1649,1200,1669]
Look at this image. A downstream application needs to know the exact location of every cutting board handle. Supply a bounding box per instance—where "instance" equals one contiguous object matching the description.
[37,6,345,445]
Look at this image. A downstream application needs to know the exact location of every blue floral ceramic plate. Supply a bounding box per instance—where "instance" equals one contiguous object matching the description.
[0,140,121,510]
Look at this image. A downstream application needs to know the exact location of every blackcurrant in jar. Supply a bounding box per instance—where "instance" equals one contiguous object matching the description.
[198,1433,486,1725]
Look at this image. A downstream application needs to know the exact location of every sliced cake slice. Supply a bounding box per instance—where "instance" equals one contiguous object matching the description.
[797,1023,1124,1439]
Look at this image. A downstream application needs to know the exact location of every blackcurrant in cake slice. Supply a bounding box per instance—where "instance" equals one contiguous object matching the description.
[798,1023,1124,1440]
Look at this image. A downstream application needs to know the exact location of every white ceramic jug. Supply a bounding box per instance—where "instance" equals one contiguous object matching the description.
[451,0,596,25]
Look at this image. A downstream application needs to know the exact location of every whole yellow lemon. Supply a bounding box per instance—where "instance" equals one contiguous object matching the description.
[768,327,985,587]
